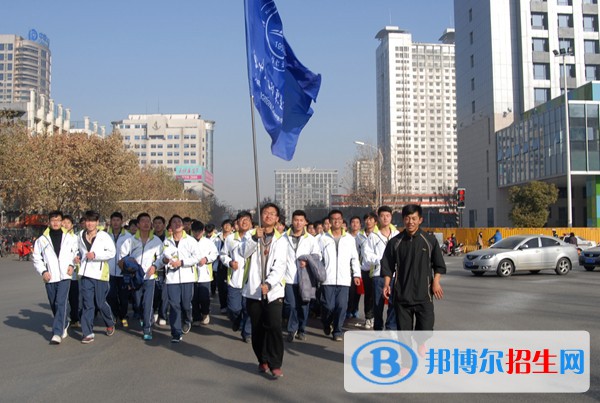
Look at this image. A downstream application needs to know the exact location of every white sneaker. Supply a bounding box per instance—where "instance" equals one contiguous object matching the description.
[62,322,69,338]
[158,319,167,326]
[153,313,159,323]
[50,335,62,344]
[201,314,210,325]
[364,319,373,329]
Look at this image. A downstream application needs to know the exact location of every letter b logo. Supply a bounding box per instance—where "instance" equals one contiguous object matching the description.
[370,347,401,378]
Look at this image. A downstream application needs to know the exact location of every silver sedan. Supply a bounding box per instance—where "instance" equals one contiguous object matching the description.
[463,235,579,277]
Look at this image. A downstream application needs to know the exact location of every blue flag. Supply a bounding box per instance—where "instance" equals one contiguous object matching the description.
[244,0,322,161]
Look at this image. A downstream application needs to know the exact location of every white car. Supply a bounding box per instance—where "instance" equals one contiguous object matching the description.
[463,235,579,277]
[560,235,597,251]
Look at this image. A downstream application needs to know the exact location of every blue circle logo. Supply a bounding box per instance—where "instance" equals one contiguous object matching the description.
[28,29,38,41]
[351,339,418,385]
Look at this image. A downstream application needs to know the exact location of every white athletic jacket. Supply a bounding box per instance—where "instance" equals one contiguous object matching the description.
[282,229,322,285]
[107,228,131,277]
[362,225,400,277]
[220,232,248,289]
[241,229,287,302]
[119,231,164,280]
[162,232,202,284]
[319,230,361,286]
[194,236,219,283]
[33,227,78,283]
[356,230,370,272]
[77,230,116,282]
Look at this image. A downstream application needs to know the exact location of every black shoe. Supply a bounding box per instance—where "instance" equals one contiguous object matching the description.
[232,319,240,333]
[323,323,332,336]
[171,335,182,343]
[182,322,191,334]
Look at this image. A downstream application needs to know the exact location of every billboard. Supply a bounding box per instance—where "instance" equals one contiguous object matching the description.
[175,165,213,188]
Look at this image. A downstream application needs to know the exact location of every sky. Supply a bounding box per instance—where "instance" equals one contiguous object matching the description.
[4,0,455,210]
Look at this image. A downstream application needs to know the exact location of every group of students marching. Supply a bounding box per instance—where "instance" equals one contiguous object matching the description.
[33,202,445,379]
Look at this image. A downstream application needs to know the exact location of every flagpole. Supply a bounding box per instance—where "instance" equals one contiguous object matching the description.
[248,95,262,228]
[249,92,266,296]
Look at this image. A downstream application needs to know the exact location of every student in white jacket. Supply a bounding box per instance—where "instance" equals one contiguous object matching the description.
[191,221,218,326]
[105,211,132,328]
[161,215,202,343]
[78,210,116,344]
[357,211,377,329]
[119,213,164,341]
[319,210,361,342]
[282,210,321,343]
[241,203,287,378]
[220,212,253,342]
[214,219,233,314]
[361,206,400,331]
[32,210,79,344]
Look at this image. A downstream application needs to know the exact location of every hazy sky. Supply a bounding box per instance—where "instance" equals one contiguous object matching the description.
[4,0,454,210]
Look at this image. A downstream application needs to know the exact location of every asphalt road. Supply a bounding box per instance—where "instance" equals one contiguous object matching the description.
[1,254,598,402]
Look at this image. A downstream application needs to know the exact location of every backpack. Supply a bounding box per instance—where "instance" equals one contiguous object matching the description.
[121,256,145,290]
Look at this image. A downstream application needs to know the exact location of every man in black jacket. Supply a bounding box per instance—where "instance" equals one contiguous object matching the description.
[381,204,445,347]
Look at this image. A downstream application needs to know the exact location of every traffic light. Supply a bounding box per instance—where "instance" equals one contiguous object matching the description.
[457,188,466,209]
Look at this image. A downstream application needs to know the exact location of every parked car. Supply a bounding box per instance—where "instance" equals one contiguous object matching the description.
[560,235,597,252]
[463,235,578,277]
[579,247,600,271]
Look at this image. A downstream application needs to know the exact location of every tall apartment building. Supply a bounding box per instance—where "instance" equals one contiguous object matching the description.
[353,159,376,193]
[113,114,215,196]
[375,27,457,197]
[0,31,51,104]
[274,168,338,221]
[454,0,600,227]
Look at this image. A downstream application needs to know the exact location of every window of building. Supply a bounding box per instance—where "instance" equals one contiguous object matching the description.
[585,40,600,54]
[583,0,598,4]
[559,64,576,78]
[558,38,575,53]
[532,38,549,52]
[557,0,572,5]
[469,8,472,21]
[470,54,474,68]
[586,65,600,80]
[534,88,550,105]
[533,63,550,79]
[584,15,598,32]
[469,31,474,45]
[471,100,476,113]
[558,14,573,28]
[532,13,548,30]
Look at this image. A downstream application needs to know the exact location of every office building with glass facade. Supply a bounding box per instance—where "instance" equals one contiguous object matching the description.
[497,81,600,226]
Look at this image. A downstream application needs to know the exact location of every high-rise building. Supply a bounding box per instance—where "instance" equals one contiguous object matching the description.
[113,114,215,196]
[353,159,376,194]
[454,0,600,227]
[274,168,338,221]
[0,31,51,104]
[375,26,457,197]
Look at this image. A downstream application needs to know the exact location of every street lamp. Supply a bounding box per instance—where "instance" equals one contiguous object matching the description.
[553,47,574,227]
[354,141,383,207]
